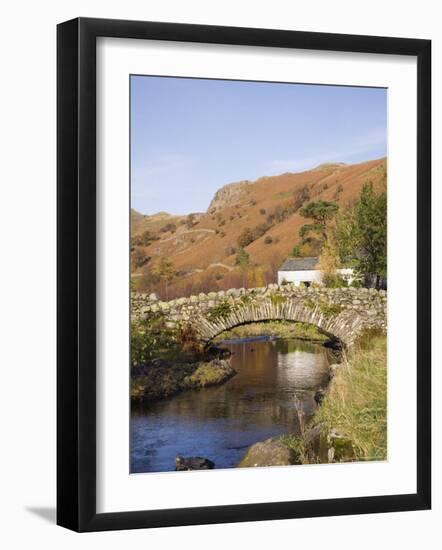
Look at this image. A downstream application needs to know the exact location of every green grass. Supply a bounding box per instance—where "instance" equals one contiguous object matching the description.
[206,300,232,322]
[213,320,329,343]
[318,302,343,317]
[312,335,387,461]
[278,434,307,464]
[269,292,287,306]
[302,297,343,317]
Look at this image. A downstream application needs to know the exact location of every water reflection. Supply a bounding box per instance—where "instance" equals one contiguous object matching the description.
[131,338,331,473]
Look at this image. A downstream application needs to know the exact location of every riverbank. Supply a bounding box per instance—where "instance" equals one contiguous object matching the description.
[307,334,387,462]
[238,334,387,467]
[131,356,236,401]
[214,320,330,344]
[131,311,238,401]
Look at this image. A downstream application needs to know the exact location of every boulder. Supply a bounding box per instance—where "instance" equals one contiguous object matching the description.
[327,429,355,462]
[314,388,326,404]
[175,455,215,470]
[237,438,293,468]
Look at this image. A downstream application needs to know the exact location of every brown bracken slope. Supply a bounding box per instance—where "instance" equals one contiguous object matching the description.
[131,157,386,299]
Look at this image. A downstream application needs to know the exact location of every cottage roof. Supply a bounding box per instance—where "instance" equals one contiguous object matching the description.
[278,257,319,271]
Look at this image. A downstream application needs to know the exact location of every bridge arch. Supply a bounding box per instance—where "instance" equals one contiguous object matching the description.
[191,300,368,348]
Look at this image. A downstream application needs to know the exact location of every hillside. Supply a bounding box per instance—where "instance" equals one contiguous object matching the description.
[131,157,387,299]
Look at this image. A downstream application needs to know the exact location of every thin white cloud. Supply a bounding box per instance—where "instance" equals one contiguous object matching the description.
[269,128,387,174]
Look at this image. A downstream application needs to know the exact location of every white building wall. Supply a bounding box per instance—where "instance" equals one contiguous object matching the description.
[277,268,354,286]
[277,269,322,286]
[336,268,355,285]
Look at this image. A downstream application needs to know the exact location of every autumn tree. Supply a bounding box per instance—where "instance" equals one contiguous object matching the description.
[333,206,359,263]
[317,234,346,288]
[247,266,266,288]
[235,246,250,287]
[155,257,175,300]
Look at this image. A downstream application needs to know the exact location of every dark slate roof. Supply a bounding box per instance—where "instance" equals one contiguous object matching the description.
[278,257,319,271]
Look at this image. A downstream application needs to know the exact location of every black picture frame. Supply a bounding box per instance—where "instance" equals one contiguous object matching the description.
[57,17,431,532]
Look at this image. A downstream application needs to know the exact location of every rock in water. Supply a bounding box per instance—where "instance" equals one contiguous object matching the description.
[237,438,293,468]
[175,455,215,471]
[314,388,326,404]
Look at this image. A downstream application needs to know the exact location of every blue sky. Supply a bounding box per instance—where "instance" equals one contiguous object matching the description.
[131,76,387,215]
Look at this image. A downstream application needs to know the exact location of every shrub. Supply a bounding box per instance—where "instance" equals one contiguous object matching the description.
[264,235,273,245]
[303,298,316,310]
[161,222,177,233]
[224,244,236,256]
[207,300,232,322]
[322,273,348,288]
[334,183,344,198]
[292,184,311,211]
[269,292,286,306]
[131,312,176,366]
[318,302,343,317]
[185,214,197,229]
[259,208,266,215]
[131,230,156,247]
[131,248,150,269]
[254,222,270,238]
[237,227,255,247]
[176,324,203,355]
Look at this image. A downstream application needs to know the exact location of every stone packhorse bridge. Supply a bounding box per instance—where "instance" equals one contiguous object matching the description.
[132,285,387,348]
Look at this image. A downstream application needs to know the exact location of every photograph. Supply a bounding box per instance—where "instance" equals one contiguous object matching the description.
[129,76,388,474]
[0,0,435,541]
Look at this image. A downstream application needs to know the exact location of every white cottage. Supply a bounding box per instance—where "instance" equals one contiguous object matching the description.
[277,257,354,287]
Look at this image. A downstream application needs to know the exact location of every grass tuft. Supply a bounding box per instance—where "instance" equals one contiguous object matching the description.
[312,336,387,461]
